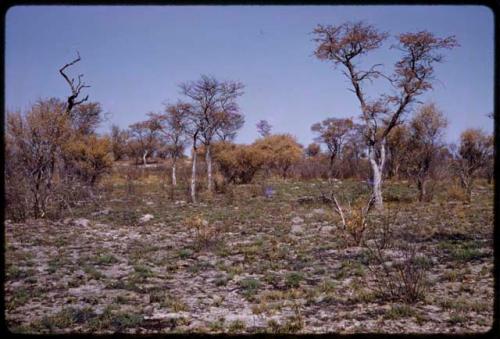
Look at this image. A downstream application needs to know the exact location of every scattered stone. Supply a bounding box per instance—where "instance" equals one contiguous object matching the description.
[73,218,90,227]
[291,224,304,234]
[91,208,111,216]
[320,226,334,235]
[313,208,326,215]
[291,216,304,224]
[175,200,187,205]
[139,214,154,223]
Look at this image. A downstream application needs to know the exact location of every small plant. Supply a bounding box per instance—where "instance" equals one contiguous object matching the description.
[450,246,482,262]
[133,264,153,279]
[160,294,189,312]
[110,312,144,330]
[178,248,193,259]
[364,241,429,304]
[83,265,104,280]
[239,277,261,300]
[95,253,119,265]
[185,215,222,250]
[214,274,229,287]
[448,312,467,325]
[285,272,304,289]
[384,303,417,319]
[228,319,246,333]
[321,188,374,246]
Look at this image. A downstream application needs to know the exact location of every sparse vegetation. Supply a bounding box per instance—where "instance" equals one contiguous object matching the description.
[4,10,493,336]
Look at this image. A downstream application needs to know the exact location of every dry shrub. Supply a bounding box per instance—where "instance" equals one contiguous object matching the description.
[123,166,141,196]
[63,134,113,186]
[185,215,222,250]
[364,241,430,303]
[290,156,330,180]
[322,188,373,246]
[212,141,265,184]
[252,134,303,178]
[6,98,112,221]
[446,184,468,202]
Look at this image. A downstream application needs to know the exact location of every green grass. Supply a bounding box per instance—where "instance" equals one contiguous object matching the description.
[239,277,261,300]
[285,272,304,289]
[385,304,417,320]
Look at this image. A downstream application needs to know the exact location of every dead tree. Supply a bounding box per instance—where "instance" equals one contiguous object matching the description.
[321,186,375,245]
[59,51,90,116]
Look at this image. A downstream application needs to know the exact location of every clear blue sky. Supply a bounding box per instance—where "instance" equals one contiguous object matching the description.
[6,5,494,145]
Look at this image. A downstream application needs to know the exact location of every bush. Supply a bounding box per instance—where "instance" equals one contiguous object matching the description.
[63,134,113,186]
[185,215,222,250]
[364,241,430,304]
[5,98,110,221]
[252,134,303,178]
[211,141,265,184]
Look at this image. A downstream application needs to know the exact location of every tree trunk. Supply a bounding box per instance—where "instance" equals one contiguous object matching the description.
[206,144,212,193]
[142,150,148,166]
[329,154,335,178]
[171,159,177,187]
[190,147,197,203]
[368,139,386,211]
[417,178,426,202]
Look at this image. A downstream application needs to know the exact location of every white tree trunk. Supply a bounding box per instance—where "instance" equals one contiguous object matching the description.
[142,150,148,166]
[190,148,197,203]
[171,160,177,187]
[206,144,212,193]
[369,139,386,211]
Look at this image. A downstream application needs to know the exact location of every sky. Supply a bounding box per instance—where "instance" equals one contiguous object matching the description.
[5,5,494,146]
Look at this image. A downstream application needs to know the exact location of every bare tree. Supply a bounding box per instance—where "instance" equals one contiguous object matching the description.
[6,99,70,218]
[305,143,321,157]
[256,119,272,137]
[180,75,245,194]
[71,102,103,136]
[216,111,245,141]
[313,21,458,210]
[385,124,410,180]
[128,120,160,166]
[405,103,448,201]
[59,52,90,116]
[311,117,354,177]
[148,102,191,186]
[110,125,130,161]
[456,128,492,201]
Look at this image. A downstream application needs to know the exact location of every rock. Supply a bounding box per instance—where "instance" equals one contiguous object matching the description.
[145,201,154,206]
[313,208,325,215]
[264,187,275,198]
[73,218,90,227]
[291,224,304,234]
[383,261,393,268]
[291,216,304,224]
[63,218,72,225]
[91,208,110,216]
[144,311,189,320]
[320,226,334,235]
[174,200,186,205]
[139,214,154,223]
